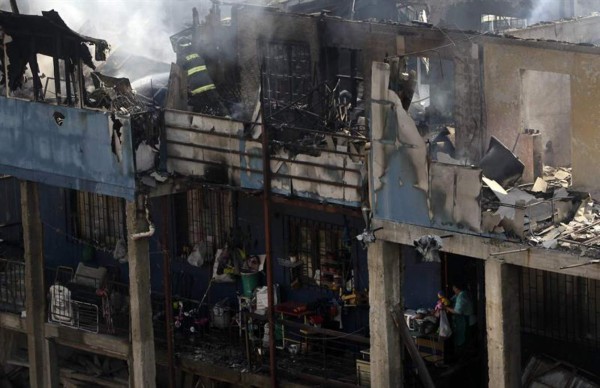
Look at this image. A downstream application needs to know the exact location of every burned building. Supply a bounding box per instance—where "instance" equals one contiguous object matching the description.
[1,2,600,388]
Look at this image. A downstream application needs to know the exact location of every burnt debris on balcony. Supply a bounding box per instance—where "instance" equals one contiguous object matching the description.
[0,9,108,104]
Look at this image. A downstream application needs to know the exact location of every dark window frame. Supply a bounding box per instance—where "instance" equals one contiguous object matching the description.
[285,215,355,289]
[68,190,126,249]
[174,188,234,256]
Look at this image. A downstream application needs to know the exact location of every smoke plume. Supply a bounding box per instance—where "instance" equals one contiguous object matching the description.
[529,0,562,24]
[0,0,215,63]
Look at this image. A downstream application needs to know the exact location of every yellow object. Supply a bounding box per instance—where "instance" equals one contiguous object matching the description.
[190,84,216,95]
[187,65,207,76]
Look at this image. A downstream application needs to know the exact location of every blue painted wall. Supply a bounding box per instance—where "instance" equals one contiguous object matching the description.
[0,98,136,200]
[402,245,441,310]
[0,177,22,244]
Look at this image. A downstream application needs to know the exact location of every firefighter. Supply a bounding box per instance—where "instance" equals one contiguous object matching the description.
[176,37,226,116]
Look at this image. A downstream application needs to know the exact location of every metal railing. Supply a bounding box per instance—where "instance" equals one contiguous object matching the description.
[276,319,369,386]
[45,267,129,336]
[0,259,26,314]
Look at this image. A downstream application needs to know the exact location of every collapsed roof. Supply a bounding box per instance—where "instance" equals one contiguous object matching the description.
[0,10,109,91]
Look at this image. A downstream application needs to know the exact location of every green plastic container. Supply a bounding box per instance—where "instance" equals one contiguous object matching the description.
[241,272,260,297]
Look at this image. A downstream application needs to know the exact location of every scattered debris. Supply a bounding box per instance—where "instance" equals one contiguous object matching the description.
[413,235,444,262]
[478,136,524,187]
[522,354,600,388]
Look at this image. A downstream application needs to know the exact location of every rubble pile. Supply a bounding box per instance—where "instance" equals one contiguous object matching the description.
[482,161,600,256]
[86,72,148,114]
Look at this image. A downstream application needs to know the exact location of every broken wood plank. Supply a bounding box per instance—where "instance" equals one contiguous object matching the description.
[391,304,435,388]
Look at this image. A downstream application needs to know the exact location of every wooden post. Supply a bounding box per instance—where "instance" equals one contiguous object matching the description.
[368,240,403,387]
[126,196,156,387]
[20,181,54,387]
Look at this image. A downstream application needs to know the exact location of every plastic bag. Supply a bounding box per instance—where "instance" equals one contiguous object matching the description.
[439,310,452,338]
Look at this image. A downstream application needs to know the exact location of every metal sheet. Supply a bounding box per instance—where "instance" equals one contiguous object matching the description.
[430,163,482,232]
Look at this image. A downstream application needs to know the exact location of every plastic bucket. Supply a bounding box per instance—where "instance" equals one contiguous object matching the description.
[241,272,260,297]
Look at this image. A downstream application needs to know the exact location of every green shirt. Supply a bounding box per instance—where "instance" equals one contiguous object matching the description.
[452,291,476,326]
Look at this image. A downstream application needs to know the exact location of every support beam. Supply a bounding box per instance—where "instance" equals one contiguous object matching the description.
[374,219,600,280]
[20,181,54,387]
[485,260,521,388]
[368,240,403,387]
[126,197,156,388]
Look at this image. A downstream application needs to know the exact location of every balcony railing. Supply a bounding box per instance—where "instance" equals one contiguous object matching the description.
[0,259,26,314]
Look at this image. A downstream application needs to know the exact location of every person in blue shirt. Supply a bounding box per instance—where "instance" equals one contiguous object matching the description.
[445,282,476,356]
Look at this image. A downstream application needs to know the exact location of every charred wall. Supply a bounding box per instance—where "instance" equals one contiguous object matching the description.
[453,42,485,162]
[483,42,600,196]
[426,0,532,29]
[235,8,321,119]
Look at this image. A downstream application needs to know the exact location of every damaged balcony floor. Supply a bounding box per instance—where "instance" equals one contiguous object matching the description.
[162,326,362,387]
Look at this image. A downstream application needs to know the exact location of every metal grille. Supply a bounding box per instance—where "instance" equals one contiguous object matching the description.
[285,216,354,288]
[262,41,312,116]
[186,188,233,251]
[71,190,126,248]
[520,267,600,349]
[0,259,26,314]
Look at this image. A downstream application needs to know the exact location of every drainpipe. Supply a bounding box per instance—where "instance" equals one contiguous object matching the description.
[161,197,176,388]
[130,196,155,240]
[260,80,278,388]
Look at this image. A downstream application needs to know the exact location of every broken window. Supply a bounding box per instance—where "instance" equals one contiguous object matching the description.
[175,188,234,255]
[69,190,125,249]
[286,216,353,288]
[323,47,364,109]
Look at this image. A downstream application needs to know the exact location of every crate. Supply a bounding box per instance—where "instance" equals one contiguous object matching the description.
[356,359,371,387]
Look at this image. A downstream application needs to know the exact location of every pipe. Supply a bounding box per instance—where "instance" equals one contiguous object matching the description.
[130,197,155,240]
[161,197,176,388]
[260,79,278,387]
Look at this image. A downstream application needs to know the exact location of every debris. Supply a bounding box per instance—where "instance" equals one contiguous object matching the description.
[150,171,169,182]
[413,235,444,262]
[522,354,600,387]
[483,176,507,196]
[543,166,572,188]
[479,136,524,187]
[531,177,547,193]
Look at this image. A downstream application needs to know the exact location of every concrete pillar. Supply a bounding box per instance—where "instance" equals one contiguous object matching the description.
[20,181,55,387]
[126,197,156,388]
[485,260,521,388]
[368,240,402,388]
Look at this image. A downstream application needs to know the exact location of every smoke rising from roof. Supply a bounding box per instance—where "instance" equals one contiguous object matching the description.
[529,0,561,23]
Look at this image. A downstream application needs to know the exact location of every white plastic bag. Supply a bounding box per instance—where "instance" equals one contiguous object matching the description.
[439,310,452,338]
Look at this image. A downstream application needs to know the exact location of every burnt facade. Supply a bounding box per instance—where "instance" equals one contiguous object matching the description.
[1,3,600,388]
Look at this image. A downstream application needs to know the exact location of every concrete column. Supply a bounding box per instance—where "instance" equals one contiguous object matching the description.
[20,181,54,387]
[126,197,156,387]
[368,240,402,388]
[485,260,521,388]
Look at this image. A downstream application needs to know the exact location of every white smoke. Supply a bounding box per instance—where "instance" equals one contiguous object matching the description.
[0,0,215,63]
[529,0,562,24]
